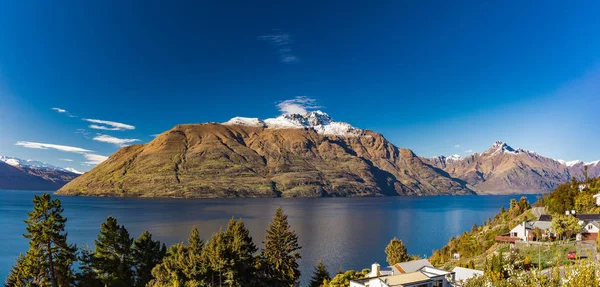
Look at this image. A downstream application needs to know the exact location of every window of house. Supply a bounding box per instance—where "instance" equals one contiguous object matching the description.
[433,279,443,287]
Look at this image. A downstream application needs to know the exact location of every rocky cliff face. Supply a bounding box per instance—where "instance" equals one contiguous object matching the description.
[427,141,600,194]
[57,122,474,198]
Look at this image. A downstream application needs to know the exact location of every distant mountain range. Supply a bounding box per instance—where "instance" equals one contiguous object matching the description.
[0,156,82,191]
[6,112,599,196]
[426,141,600,194]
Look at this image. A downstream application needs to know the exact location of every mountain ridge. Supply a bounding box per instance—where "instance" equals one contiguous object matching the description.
[0,156,81,190]
[427,141,600,194]
[56,119,475,198]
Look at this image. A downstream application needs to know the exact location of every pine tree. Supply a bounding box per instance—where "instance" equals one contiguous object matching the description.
[260,207,302,287]
[132,231,167,287]
[92,216,134,287]
[6,193,77,287]
[309,260,330,287]
[148,226,206,287]
[385,237,410,266]
[76,246,103,287]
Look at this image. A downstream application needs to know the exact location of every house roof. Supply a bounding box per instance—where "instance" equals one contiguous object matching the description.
[538,214,600,223]
[452,267,483,283]
[419,266,452,278]
[381,272,431,286]
[393,259,433,274]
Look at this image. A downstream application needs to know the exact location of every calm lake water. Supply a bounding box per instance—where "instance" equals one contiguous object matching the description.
[0,190,538,284]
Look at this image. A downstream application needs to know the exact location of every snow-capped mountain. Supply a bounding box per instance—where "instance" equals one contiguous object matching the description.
[0,156,82,191]
[427,141,600,194]
[0,156,83,174]
[223,111,363,136]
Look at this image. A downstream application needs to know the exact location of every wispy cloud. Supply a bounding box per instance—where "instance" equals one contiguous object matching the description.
[75,129,91,139]
[83,118,135,131]
[277,96,322,114]
[464,149,473,153]
[15,141,92,153]
[59,158,73,162]
[150,134,160,138]
[259,31,299,64]
[93,134,140,147]
[83,154,108,165]
[51,107,76,117]
[454,144,461,148]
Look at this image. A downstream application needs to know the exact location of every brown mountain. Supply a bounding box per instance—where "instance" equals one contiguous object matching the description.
[426,141,600,194]
[57,123,474,198]
[0,160,79,191]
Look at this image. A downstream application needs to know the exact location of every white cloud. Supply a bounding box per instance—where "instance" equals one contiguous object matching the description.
[83,118,135,131]
[93,134,140,147]
[259,32,300,64]
[59,158,73,162]
[150,134,160,137]
[83,154,108,165]
[454,144,461,148]
[277,96,321,115]
[51,107,76,117]
[15,141,92,153]
[464,149,473,153]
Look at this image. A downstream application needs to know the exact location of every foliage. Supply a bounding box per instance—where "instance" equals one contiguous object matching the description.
[309,260,331,287]
[148,227,207,287]
[430,196,534,268]
[89,216,135,287]
[384,237,410,266]
[5,193,77,287]
[260,207,302,287]
[321,269,369,287]
[551,215,580,240]
[132,231,167,287]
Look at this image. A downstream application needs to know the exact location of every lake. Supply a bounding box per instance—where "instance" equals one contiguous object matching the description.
[0,190,538,284]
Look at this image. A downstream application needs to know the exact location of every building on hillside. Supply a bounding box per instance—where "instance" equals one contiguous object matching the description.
[496,221,554,243]
[577,221,599,241]
[451,267,484,286]
[351,260,454,287]
[594,194,600,206]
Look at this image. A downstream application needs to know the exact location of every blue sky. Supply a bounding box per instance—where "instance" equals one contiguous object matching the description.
[1,0,600,171]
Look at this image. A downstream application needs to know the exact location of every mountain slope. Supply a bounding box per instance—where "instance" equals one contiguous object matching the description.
[0,158,80,190]
[427,141,600,194]
[57,119,474,198]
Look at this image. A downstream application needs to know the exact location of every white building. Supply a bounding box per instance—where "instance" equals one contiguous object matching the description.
[351,260,454,287]
[451,267,483,286]
[593,194,600,206]
[508,221,553,241]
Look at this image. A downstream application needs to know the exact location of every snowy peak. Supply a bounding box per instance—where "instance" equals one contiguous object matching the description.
[224,111,363,136]
[447,154,463,162]
[483,141,517,156]
[0,156,82,174]
[556,159,584,167]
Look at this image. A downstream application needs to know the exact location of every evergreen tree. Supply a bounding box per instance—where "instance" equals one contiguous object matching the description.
[132,231,167,287]
[76,246,103,287]
[385,237,410,266]
[260,207,302,287]
[148,226,206,287]
[6,193,77,287]
[92,216,134,287]
[309,260,330,287]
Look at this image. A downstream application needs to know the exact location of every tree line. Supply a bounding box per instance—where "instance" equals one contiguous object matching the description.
[6,193,302,287]
[6,193,420,287]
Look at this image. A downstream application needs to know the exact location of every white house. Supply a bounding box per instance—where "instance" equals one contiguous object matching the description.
[507,221,553,242]
[351,260,454,287]
[593,194,600,206]
[451,267,483,286]
[578,221,599,241]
